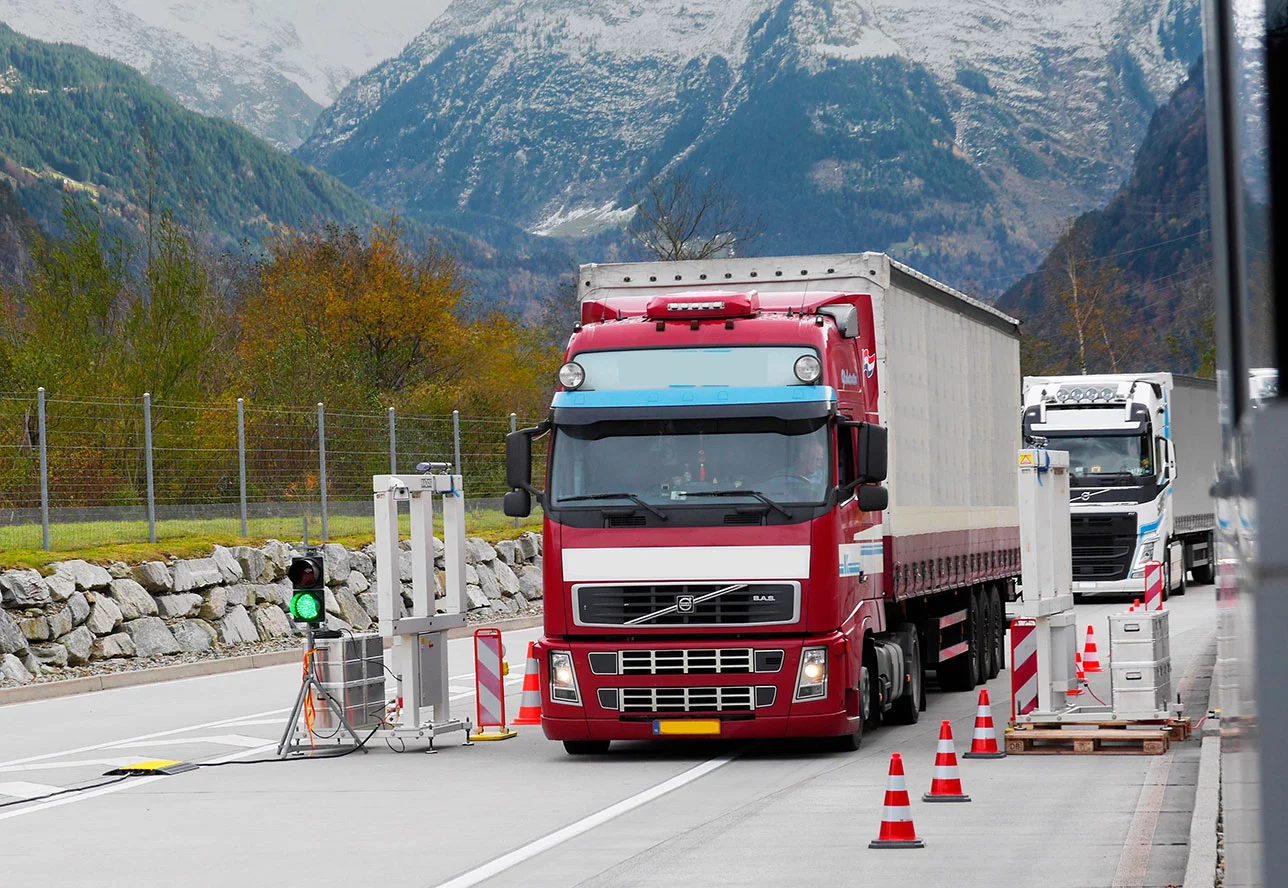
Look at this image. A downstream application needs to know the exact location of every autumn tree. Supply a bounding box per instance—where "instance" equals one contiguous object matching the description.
[628,169,763,261]
[236,220,469,409]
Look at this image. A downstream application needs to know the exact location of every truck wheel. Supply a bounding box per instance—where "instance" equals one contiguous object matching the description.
[887,627,922,725]
[938,596,979,691]
[972,589,990,684]
[823,662,869,751]
[563,740,611,755]
[1192,561,1216,586]
[987,586,1004,679]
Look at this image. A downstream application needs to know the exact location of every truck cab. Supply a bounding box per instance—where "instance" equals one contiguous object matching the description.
[1022,374,1191,596]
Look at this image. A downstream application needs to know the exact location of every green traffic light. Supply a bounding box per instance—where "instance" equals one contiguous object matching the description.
[291,591,322,622]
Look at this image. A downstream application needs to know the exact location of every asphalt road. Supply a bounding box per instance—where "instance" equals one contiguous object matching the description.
[0,588,1217,888]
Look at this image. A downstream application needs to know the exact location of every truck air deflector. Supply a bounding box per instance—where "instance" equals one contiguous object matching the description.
[551,386,837,425]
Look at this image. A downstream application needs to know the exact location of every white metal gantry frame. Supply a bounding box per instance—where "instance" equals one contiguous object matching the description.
[1016,448,1079,717]
[373,471,471,746]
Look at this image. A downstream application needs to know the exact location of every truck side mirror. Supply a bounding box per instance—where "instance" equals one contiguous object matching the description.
[857,485,888,512]
[503,489,532,518]
[856,423,888,483]
[505,429,533,490]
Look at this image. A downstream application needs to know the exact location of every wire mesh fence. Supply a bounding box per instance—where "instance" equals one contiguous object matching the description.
[0,390,544,552]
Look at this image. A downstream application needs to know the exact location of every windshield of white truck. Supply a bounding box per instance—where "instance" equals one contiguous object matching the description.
[1043,434,1153,484]
[549,417,831,508]
[572,347,818,390]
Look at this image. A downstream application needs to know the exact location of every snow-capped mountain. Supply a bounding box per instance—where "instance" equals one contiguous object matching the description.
[0,0,451,148]
[300,0,1203,291]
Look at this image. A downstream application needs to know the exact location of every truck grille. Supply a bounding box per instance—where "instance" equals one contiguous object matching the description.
[573,583,798,627]
[619,686,756,713]
[620,649,753,675]
[1071,514,1137,581]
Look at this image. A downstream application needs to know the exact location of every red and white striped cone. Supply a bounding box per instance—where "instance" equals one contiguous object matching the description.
[922,721,971,802]
[511,641,542,726]
[869,753,925,848]
[963,688,1006,759]
[1069,650,1086,697]
[1082,625,1104,673]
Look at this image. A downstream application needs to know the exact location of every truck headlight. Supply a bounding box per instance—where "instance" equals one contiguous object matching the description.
[1138,534,1158,564]
[794,647,828,701]
[549,651,580,705]
[558,361,585,390]
[794,355,822,384]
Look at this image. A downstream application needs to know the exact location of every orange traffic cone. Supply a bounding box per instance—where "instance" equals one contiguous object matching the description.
[1130,599,1141,612]
[1069,651,1086,696]
[1082,625,1104,673]
[869,753,925,848]
[511,641,542,726]
[923,721,971,802]
[963,688,1005,759]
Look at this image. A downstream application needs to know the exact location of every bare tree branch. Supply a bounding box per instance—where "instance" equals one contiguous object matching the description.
[627,169,763,261]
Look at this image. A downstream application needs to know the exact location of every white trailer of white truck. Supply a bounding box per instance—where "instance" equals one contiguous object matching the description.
[1021,373,1220,597]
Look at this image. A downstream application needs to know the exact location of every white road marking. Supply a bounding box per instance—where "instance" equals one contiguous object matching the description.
[432,755,738,888]
[0,743,277,823]
[0,781,61,799]
[0,707,290,770]
[107,734,273,750]
[0,758,140,774]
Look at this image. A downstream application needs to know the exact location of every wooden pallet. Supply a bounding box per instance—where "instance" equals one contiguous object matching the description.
[1010,718,1192,743]
[1005,727,1170,755]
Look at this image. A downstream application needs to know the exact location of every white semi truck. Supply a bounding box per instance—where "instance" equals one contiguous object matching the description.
[1021,373,1220,596]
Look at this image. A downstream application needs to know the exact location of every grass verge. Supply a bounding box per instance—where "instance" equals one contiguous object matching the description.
[0,509,543,571]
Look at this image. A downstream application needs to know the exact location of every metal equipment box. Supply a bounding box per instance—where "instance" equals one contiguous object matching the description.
[1111,659,1173,718]
[1109,610,1171,664]
[310,633,386,731]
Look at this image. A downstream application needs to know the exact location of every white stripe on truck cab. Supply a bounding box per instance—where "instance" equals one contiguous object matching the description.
[561,546,811,582]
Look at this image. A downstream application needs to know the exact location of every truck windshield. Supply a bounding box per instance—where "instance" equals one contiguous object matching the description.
[1044,434,1153,484]
[573,347,818,390]
[549,416,831,507]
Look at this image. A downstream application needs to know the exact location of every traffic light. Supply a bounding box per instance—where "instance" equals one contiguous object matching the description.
[287,555,326,628]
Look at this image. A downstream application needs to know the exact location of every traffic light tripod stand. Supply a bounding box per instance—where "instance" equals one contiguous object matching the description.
[277,628,365,758]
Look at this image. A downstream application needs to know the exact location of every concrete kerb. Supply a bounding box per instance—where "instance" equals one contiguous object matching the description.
[0,615,544,706]
[1182,732,1221,887]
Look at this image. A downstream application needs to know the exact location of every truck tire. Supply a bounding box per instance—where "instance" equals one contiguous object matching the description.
[1192,560,1216,586]
[938,596,979,691]
[563,740,611,755]
[972,588,990,684]
[987,585,1004,679]
[887,626,922,725]
[822,658,869,751]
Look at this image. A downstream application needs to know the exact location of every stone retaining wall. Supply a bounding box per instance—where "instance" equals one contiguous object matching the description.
[0,532,542,686]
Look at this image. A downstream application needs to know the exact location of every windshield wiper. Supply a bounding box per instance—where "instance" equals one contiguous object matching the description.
[682,489,794,520]
[557,493,668,521]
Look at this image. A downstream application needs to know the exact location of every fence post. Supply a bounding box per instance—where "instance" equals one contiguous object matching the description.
[37,387,49,551]
[388,406,397,475]
[237,398,248,538]
[143,392,156,544]
[510,413,518,528]
[317,402,328,541]
[453,409,461,476]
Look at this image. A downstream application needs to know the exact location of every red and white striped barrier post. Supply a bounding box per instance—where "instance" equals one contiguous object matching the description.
[1144,560,1164,611]
[1011,618,1038,720]
[470,628,516,741]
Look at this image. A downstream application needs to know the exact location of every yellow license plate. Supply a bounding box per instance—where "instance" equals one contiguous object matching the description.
[653,719,721,736]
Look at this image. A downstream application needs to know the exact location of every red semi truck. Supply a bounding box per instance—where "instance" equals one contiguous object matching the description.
[504,253,1022,753]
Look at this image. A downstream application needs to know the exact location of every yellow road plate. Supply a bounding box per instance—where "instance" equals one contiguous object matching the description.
[653,719,721,736]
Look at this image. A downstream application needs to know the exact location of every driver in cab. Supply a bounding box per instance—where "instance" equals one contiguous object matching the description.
[768,438,829,501]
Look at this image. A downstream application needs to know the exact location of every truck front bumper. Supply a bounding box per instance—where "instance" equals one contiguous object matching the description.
[535,636,858,742]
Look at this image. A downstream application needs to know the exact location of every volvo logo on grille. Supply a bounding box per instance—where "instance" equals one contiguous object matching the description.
[1081,491,1091,501]
[676,595,695,613]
